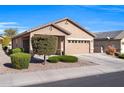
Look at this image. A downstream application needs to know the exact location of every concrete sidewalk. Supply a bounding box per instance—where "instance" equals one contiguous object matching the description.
[0,64,124,87]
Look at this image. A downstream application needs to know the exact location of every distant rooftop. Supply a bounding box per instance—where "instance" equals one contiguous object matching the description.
[94,30,124,39]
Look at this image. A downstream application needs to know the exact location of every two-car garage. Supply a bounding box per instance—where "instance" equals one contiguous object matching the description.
[65,38,91,54]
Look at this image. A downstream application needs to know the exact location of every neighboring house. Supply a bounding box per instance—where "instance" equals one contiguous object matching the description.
[94,30,124,53]
[12,18,95,55]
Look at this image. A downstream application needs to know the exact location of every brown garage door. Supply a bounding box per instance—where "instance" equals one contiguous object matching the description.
[67,40,90,54]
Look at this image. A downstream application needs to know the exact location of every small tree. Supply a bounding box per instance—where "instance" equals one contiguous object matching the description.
[2,36,11,48]
[105,45,116,55]
[4,28,17,38]
[31,35,58,64]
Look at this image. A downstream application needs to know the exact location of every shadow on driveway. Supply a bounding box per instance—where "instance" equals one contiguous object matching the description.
[25,71,124,87]
[30,56,44,63]
[3,63,13,68]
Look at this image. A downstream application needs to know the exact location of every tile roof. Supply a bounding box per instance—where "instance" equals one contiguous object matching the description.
[13,17,95,39]
[94,30,124,39]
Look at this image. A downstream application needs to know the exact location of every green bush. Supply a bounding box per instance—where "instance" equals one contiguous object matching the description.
[59,55,78,63]
[10,53,31,69]
[118,54,124,59]
[12,48,23,54]
[31,35,58,63]
[47,56,59,63]
[48,55,78,63]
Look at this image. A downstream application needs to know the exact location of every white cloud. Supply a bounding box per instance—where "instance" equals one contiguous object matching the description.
[0,21,27,29]
[0,21,28,34]
[0,21,18,28]
[0,22,17,25]
[0,29,4,33]
[99,7,124,12]
[0,25,28,29]
[82,6,124,13]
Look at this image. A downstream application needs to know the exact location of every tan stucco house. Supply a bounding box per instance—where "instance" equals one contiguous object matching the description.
[12,18,95,55]
[94,30,124,53]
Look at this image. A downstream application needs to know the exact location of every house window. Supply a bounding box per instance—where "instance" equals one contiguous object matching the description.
[68,40,71,43]
[75,41,77,43]
[81,41,83,43]
[86,41,89,43]
[72,40,74,43]
[78,41,81,43]
[67,40,90,43]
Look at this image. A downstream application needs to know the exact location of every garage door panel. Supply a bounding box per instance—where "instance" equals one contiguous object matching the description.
[66,41,90,54]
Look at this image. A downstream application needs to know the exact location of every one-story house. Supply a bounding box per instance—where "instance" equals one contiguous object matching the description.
[94,30,124,53]
[12,18,95,55]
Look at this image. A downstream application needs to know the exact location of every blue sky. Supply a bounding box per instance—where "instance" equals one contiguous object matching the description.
[0,5,124,34]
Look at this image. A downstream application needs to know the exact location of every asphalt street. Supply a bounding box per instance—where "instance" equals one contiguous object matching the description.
[26,71,124,87]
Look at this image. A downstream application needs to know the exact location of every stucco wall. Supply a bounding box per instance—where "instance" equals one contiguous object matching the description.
[55,20,94,54]
[30,25,67,52]
[13,19,94,54]
[12,33,30,49]
[12,37,23,48]
[55,20,93,38]
[121,38,124,53]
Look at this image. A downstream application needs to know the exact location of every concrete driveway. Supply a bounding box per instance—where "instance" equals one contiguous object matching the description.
[78,53,124,70]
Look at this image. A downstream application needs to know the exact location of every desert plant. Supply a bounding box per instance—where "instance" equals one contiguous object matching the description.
[11,48,23,54]
[10,53,31,69]
[59,55,78,63]
[118,54,124,59]
[4,28,17,38]
[105,45,116,55]
[48,55,78,63]
[47,56,59,63]
[31,35,58,64]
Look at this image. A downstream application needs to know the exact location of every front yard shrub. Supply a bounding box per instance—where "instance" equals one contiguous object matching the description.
[10,53,31,69]
[59,55,78,63]
[105,45,116,55]
[31,35,58,64]
[47,56,59,63]
[48,55,78,63]
[118,54,124,59]
[12,48,23,54]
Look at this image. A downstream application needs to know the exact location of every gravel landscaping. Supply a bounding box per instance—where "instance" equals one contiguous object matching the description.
[0,45,97,74]
[0,58,97,74]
